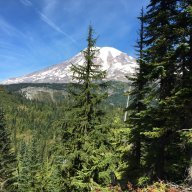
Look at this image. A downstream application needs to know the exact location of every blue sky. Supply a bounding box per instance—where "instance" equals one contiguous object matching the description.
[0,0,149,81]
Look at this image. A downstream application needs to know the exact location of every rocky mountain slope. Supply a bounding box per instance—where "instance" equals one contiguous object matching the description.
[2,47,137,84]
[4,81,129,106]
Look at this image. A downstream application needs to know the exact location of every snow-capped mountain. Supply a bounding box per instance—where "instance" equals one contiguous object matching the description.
[1,47,137,84]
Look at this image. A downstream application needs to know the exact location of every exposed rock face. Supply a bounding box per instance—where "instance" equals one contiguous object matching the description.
[1,47,137,84]
[20,87,66,101]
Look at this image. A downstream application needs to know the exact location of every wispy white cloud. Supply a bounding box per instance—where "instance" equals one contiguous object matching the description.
[20,0,32,7]
[37,11,77,44]
[0,16,26,38]
[42,0,58,17]
[19,0,77,44]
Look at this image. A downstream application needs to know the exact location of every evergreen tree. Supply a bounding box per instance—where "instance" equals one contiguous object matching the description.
[17,141,31,192]
[0,109,17,191]
[131,0,192,183]
[125,7,147,182]
[173,0,192,131]
[62,26,116,191]
[17,137,41,192]
[170,0,192,182]
[139,0,178,180]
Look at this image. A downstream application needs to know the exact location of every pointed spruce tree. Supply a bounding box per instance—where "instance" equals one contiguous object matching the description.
[169,0,192,182]
[137,0,192,182]
[125,8,148,182]
[62,25,116,191]
[139,0,179,180]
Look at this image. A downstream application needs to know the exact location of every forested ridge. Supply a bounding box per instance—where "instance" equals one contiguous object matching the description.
[0,0,192,191]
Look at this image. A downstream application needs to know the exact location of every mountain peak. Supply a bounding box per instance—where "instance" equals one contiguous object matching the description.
[97,47,123,59]
[1,47,137,84]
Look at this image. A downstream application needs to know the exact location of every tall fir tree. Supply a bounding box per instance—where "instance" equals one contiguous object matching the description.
[62,26,116,191]
[125,7,147,182]
[131,0,192,183]
[139,0,178,180]
[170,0,192,182]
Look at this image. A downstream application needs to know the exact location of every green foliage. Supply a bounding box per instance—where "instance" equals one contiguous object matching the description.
[0,109,17,191]
[124,0,192,186]
[0,3,191,189]
[62,26,117,191]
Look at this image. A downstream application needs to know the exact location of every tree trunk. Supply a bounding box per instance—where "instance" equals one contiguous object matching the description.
[155,138,165,180]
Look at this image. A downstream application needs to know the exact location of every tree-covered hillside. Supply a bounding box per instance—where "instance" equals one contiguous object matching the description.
[0,0,192,191]
[4,81,129,107]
